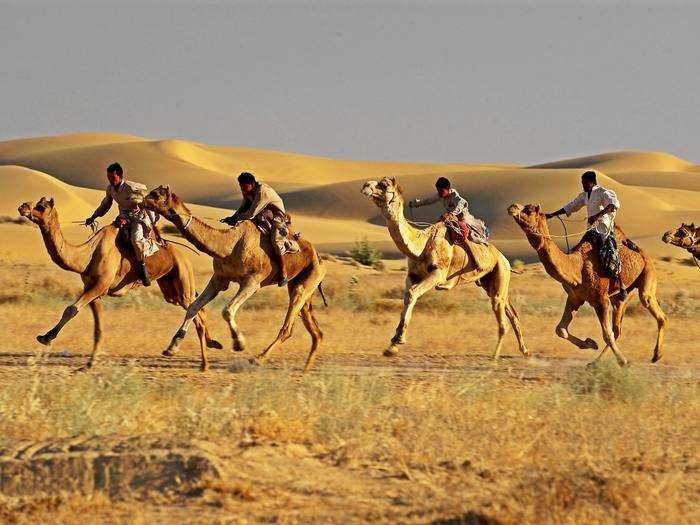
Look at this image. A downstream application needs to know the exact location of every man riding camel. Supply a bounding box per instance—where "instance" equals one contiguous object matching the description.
[408,177,491,272]
[221,172,298,287]
[85,163,156,287]
[545,170,627,299]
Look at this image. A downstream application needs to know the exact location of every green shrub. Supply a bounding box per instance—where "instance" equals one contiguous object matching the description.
[349,238,382,268]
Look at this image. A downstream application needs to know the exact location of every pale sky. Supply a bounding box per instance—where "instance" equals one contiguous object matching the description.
[1,1,698,164]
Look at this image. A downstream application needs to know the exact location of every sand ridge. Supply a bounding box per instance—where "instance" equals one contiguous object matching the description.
[0,132,697,260]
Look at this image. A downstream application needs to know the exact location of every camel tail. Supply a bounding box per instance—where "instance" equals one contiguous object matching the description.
[317,282,329,307]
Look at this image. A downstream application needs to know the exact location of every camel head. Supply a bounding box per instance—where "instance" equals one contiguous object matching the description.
[143,185,183,217]
[18,197,56,227]
[361,177,405,218]
[662,223,697,249]
[508,203,550,238]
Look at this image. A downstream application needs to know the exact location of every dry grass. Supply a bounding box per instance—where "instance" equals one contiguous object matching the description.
[0,362,697,523]
[0,258,698,522]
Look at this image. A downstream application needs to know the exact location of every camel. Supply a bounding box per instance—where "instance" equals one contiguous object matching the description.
[508,203,668,366]
[18,197,222,371]
[142,186,326,372]
[662,223,699,268]
[360,177,529,360]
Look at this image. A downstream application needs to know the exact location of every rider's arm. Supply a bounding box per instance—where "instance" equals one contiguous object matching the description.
[89,190,113,221]
[545,207,566,219]
[235,188,268,221]
[546,192,585,219]
[588,203,618,224]
[410,193,440,208]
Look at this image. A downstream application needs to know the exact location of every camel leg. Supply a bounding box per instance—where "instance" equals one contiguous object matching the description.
[164,276,227,361]
[84,297,104,369]
[37,283,108,347]
[386,270,444,356]
[482,262,529,360]
[300,300,323,372]
[638,289,668,364]
[591,299,629,367]
[555,297,599,350]
[252,263,325,368]
[505,299,529,357]
[191,314,210,371]
[489,292,509,362]
[611,296,629,340]
[222,278,261,353]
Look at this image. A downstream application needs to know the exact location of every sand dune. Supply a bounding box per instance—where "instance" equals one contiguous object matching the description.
[0,133,697,261]
[528,151,695,173]
[0,132,497,208]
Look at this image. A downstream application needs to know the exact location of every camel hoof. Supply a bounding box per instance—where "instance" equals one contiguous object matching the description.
[521,350,531,359]
[200,363,209,372]
[584,338,599,350]
[651,353,662,363]
[162,348,177,357]
[383,346,399,357]
[207,339,224,350]
[233,341,247,353]
[248,357,262,366]
[619,359,632,368]
[36,334,52,346]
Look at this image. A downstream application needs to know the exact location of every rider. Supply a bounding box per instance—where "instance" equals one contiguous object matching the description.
[85,163,154,287]
[220,172,297,287]
[408,177,490,272]
[545,170,626,299]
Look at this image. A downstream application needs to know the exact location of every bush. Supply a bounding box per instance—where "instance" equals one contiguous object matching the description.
[349,238,382,268]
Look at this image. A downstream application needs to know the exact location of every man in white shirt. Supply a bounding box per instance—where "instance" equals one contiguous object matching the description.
[85,163,156,286]
[546,170,626,298]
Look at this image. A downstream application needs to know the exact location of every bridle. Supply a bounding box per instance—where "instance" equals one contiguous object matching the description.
[167,209,193,231]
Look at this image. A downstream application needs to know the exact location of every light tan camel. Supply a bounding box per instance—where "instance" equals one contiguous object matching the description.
[142,186,326,372]
[508,203,668,366]
[662,223,699,267]
[360,177,529,360]
[18,197,222,371]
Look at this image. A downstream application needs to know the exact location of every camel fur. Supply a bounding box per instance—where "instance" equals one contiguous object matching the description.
[143,186,326,372]
[361,177,529,360]
[508,203,668,366]
[18,197,222,371]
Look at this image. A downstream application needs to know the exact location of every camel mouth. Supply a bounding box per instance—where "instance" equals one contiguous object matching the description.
[507,203,524,217]
[661,232,674,244]
[17,202,33,217]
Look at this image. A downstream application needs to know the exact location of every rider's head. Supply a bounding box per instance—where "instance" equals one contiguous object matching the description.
[435,177,451,198]
[107,162,123,187]
[581,170,597,192]
[238,172,256,194]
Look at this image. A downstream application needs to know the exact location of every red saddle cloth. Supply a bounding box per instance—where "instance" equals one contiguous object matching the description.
[444,218,471,245]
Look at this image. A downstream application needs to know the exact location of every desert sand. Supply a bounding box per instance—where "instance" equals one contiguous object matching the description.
[0,133,697,523]
[0,132,697,260]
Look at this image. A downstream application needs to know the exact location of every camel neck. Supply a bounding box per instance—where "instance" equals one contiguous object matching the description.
[384,206,431,259]
[170,209,238,259]
[527,231,581,287]
[38,213,94,273]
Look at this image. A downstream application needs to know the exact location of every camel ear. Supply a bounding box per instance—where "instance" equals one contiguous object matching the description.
[390,177,397,185]
[534,204,542,213]
[48,198,54,207]
[165,185,171,195]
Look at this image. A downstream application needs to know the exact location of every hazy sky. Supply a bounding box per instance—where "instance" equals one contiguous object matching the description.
[1,1,698,164]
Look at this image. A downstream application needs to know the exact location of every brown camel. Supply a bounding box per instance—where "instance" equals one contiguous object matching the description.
[508,203,668,366]
[18,197,222,371]
[360,177,529,360]
[142,186,326,372]
[662,223,699,267]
